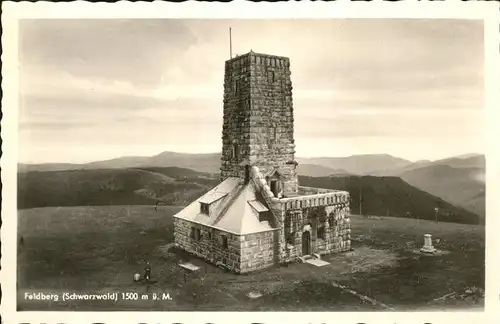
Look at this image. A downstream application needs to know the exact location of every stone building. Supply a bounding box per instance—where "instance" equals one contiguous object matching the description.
[173,51,351,273]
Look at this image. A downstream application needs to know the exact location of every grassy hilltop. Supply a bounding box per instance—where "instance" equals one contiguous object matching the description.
[17,163,484,311]
[17,205,484,311]
[17,167,219,209]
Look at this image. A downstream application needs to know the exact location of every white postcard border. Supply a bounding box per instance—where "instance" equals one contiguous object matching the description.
[2,1,499,324]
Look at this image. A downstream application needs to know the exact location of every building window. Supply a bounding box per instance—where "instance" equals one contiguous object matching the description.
[232,144,239,159]
[270,180,279,197]
[221,236,228,249]
[190,227,195,239]
[200,203,209,215]
[317,226,325,240]
[207,231,212,240]
[194,228,201,241]
[244,165,250,184]
[268,71,275,83]
[286,232,295,245]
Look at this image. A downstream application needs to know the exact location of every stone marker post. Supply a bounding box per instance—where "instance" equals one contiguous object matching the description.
[420,234,436,253]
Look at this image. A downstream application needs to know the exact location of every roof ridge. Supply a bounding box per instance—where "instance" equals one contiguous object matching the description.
[211,183,246,226]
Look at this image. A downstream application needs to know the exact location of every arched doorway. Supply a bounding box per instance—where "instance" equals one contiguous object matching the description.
[302,231,311,256]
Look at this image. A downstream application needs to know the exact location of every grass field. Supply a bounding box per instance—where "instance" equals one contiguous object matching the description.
[17,205,484,311]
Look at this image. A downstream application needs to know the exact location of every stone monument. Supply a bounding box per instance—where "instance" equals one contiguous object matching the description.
[420,234,436,253]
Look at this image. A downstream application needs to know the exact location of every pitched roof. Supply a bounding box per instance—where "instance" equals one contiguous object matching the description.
[173,177,275,235]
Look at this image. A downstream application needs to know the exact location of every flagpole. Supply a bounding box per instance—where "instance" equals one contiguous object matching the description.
[229,27,232,59]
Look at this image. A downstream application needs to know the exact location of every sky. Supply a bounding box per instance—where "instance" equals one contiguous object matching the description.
[18,19,484,164]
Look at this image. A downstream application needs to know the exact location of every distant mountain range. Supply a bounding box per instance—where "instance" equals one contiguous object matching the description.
[296,154,413,175]
[19,152,222,174]
[17,166,479,225]
[18,152,485,222]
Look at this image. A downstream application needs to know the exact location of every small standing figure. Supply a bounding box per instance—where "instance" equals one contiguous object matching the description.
[20,236,24,246]
[144,261,152,282]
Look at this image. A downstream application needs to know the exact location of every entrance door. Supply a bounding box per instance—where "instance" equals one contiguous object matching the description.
[302,231,311,256]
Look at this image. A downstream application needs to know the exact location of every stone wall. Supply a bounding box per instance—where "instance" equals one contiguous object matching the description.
[248,53,298,195]
[249,165,351,263]
[298,186,336,195]
[220,54,253,180]
[173,217,278,273]
[239,230,278,273]
[220,52,298,195]
[173,218,242,272]
[316,203,351,255]
[280,201,351,261]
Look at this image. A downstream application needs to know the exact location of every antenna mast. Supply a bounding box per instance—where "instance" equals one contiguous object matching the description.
[229,27,232,59]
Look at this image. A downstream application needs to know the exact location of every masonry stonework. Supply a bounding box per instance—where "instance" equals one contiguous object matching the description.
[174,51,351,273]
[173,217,278,273]
[221,52,298,195]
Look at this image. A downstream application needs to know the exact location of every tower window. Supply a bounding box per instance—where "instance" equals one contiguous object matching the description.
[268,71,275,83]
[244,165,250,184]
[232,144,239,159]
[270,180,278,197]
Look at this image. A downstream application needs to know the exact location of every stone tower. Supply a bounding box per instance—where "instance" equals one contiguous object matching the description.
[220,51,299,196]
[174,51,351,273]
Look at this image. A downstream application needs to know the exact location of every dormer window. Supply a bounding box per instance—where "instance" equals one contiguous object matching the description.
[248,200,269,222]
[199,192,228,216]
[200,203,209,215]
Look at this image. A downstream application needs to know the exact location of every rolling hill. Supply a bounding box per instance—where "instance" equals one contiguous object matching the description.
[19,152,411,175]
[399,165,485,221]
[354,154,486,221]
[296,164,350,177]
[19,152,222,174]
[18,167,479,225]
[299,175,479,225]
[370,154,485,176]
[17,167,220,209]
[18,152,485,222]
[297,154,412,175]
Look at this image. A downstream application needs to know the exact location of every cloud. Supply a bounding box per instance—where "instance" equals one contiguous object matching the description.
[18,19,484,163]
[295,110,482,139]
[20,19,204,87]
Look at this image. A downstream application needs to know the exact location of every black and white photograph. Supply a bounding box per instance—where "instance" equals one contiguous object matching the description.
[2,2,499,323]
